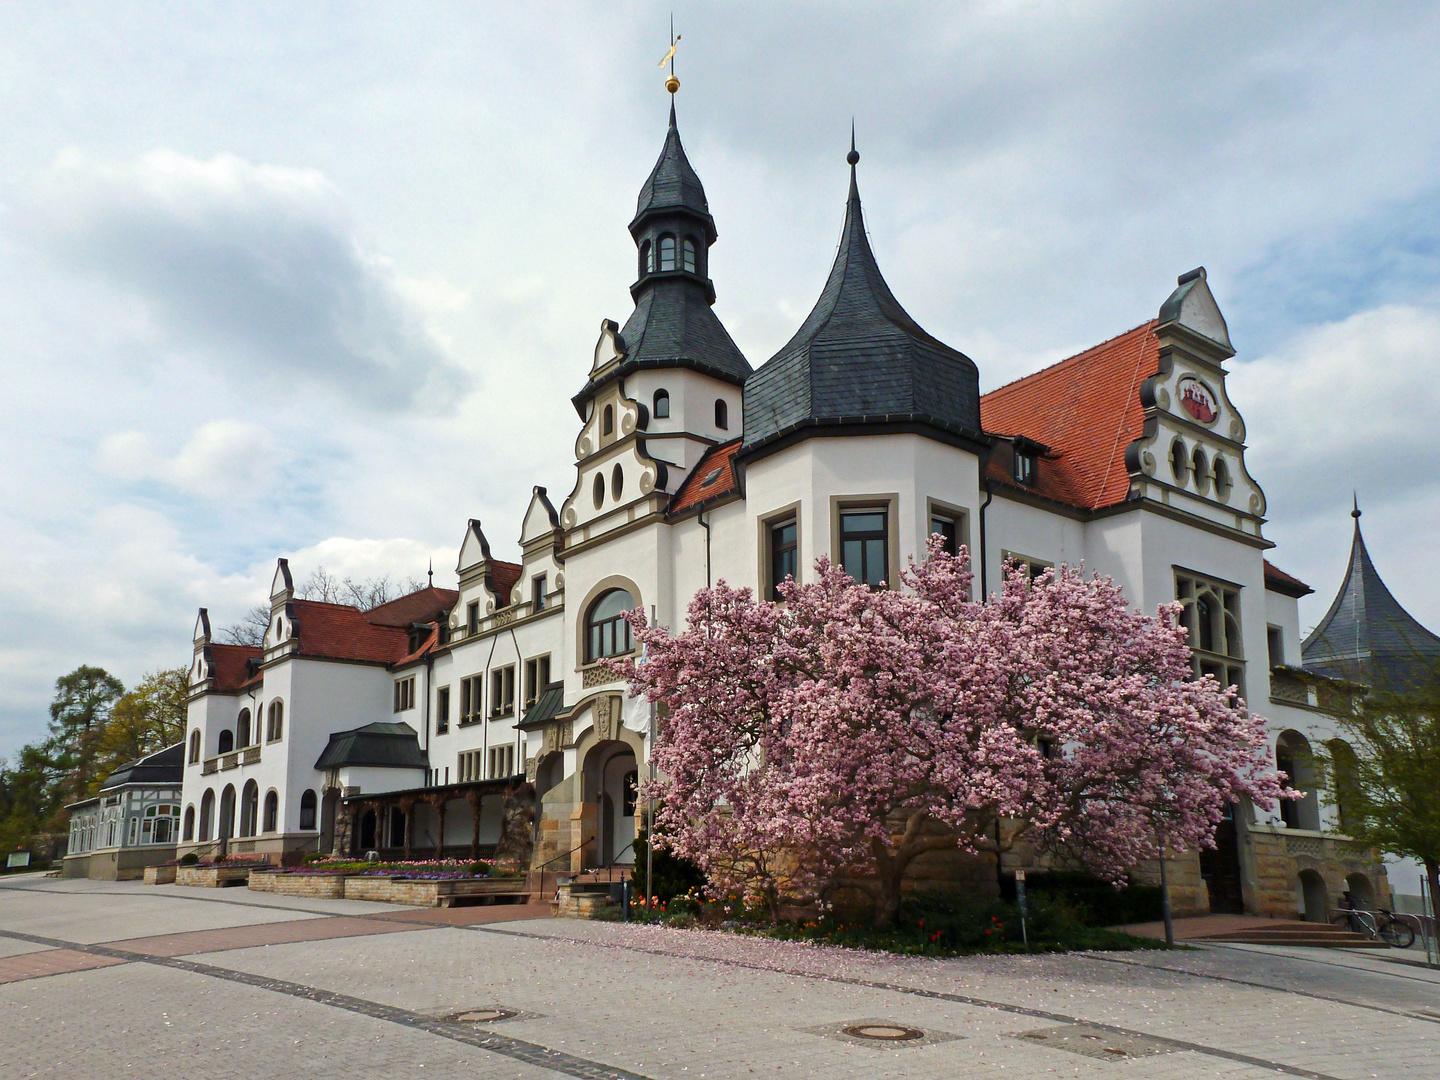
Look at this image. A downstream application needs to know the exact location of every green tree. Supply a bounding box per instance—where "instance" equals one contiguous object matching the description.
[1323,684,1440,915]
[47,666,124,803]
[98,668,188,778]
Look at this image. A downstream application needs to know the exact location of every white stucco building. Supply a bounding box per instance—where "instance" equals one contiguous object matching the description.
[176,101,1391,919]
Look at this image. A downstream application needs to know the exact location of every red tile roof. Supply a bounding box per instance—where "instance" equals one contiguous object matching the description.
[208,644,262,692]
[669,438,743,514]
[489,561,523,606]
[980,321,1159,510]
[365,586,459,628]
[1264,559,1313,598]
[290,599,409,665]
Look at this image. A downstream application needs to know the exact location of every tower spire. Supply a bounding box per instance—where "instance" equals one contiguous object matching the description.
[660,18,680,95]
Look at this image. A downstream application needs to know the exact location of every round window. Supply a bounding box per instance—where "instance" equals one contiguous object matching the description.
[1191,446,1210,495]
[612,463,624,500]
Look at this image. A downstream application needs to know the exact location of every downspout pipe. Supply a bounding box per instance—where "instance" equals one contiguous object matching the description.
[698,509,712,590]
[978,480,994,599]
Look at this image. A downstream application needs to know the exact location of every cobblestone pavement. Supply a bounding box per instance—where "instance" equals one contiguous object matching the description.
[2,873,1437,1079]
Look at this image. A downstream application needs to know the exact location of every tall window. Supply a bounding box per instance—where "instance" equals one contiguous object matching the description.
[714,399,728,430]
[459,675,484,724]
[1170,438,1188,484]
[525,655,552,705]
[236,709,251,748]
[602,404,614,436]
[436,686,450,734]
[587,588,635,661]
[262,791,278,833]
[218,729,234,754]
[682,237,697,273]
[1014,449,1037,486]
[183,805,195,842]
[1191,447,1210,495]
[467,600,480,636]
[188,729,201,764]
[840,509,888,588]
[769,519,797,600]
[489,745,516,779]
[299,789,317,830]
[929,512,960,556]
[1176,571,1244,696]
[393,676,416,713]
[491,665,516,717]
[638,239,652,276]
[1267,626,1285,669]
[658,234,676,271]
[653,389,670,419]
[1213,455,1232,500]
[266,700,284,742]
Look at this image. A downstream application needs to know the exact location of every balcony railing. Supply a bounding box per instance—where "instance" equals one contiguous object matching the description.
[242,746,260,765]
[221,752,240,770]
[202,759,217,775]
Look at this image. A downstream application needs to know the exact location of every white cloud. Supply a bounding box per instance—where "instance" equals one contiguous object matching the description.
[21,148,469,412]
[98,419,280,501]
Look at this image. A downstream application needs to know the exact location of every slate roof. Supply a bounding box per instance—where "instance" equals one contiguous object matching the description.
[290,600,409,665]
[365,587,459,628]
[632,101,715,238]
[669,438,742,515]
[980,322,1160,510]
[1302,510,1440,692]
[613,278,751,383]
[517,682,567,731]
[208,643,262,691]
[100,742,184,790]
[743,153,982,453]
[314,722,428,771]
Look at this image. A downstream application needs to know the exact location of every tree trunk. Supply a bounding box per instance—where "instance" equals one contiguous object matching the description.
[1427,859,1439,932]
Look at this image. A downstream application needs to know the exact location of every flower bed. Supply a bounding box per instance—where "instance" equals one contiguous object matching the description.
[294,858,525,881]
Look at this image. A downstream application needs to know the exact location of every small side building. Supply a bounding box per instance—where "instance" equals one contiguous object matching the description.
[63,743,184,880]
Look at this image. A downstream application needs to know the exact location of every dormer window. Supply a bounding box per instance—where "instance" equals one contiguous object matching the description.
[1014,448,1037,486]
[653,389,670,419]
[602,404,614,436]
[682,237,697,273]
[658,234,676,271]
[638,239,653,276]
[715,399,728,430]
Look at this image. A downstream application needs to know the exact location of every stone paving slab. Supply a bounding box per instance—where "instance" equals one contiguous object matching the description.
[0,947,128,984]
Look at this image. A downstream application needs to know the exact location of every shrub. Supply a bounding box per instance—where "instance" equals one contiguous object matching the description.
[999,871,1164,927]
[179,852,200,865]
[631,828,706,903]
[467,861,490,877]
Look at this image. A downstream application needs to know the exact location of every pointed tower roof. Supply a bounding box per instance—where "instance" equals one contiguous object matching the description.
[742,136,983,454]
[632,101,715,241]
[1302,502,1440,692]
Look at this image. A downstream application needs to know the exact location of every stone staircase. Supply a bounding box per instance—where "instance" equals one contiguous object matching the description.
[1195,919,1387,949]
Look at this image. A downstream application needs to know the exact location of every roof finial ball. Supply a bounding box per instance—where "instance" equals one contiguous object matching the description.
[660,23,680,95]
[1352,492,1362,520]
[666,73,680,95]
[847,121,860,166]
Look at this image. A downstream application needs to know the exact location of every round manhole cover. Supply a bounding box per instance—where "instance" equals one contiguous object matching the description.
[841,1023,924,1042]
[453,1008,515,1023]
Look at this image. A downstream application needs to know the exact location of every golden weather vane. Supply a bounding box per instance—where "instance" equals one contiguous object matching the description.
[659,17,680,95]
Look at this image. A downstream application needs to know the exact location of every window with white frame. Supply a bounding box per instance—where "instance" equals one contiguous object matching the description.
[490,665,515,717]
[436,686,450,734]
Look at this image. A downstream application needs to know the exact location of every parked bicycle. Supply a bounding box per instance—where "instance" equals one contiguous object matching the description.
[1331,906,1417,948]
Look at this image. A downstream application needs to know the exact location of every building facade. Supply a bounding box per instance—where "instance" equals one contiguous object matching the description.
[64,743,184,880]
[176,103,1387,918]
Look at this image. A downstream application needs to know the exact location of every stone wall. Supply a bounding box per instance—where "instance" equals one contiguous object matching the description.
[247,870,347,899]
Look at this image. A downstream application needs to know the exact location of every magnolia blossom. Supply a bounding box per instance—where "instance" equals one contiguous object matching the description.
[617,539,1287,927]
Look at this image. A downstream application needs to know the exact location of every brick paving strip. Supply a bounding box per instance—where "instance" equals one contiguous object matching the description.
[0,947,128,984]
[0,926,653,1080]
[465,924,1358,1080]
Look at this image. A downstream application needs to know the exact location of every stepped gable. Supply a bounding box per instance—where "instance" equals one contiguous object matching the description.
[208,643,262,691]
[669,437,742,515]
[1303,505,1440,692]
[289,599,409,665]
[365,586,458,628]
[980,321,1160,510]
[743,139,982,454]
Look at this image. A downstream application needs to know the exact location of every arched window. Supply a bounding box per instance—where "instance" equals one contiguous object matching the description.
[638,239,652,276]
[263,790,279,833]
[682,237,697,273]
[239,780,259,838]
[714,399,728,430]
[267,700,284,742]
[1277,731,1321,831]
[586,588,636,662]
[188,729,201,764]
[1212,456,1232,501]
[1170,438,1188,484]
[653,389,670,419]
[612,463,624,500]
[1329,739,1361,833]
[299,789,318,831]
[1191,446,1210,494]
[592,472,605,509]
[182,805,195,842]
[235,709,251,748]
[218,729,234,754]
[602,404,614,436]
[658,234,676,271]
[199,790,215,841]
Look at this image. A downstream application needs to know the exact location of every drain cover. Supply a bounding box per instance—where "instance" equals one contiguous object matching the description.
[1015,1024,1174,1060]
[841,1023,925,1041]
[452,1007,516,1023]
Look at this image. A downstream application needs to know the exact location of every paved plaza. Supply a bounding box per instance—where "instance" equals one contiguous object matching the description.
[1,874,1438,1079]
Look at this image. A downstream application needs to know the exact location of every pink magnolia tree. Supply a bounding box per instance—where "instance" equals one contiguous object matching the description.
[617,540,1287,927]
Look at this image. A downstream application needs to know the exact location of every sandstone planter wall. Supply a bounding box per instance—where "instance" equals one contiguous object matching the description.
[144,865,177,885]
[247,871,347,899]
[175,864,253,888]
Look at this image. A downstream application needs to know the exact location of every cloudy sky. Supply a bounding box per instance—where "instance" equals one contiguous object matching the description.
[2,2,1438,759]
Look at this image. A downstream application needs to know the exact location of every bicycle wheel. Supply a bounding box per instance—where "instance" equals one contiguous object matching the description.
[1381,921,1415,949]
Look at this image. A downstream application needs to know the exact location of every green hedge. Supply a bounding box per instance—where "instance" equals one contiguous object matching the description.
[1000,870,1163,926]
